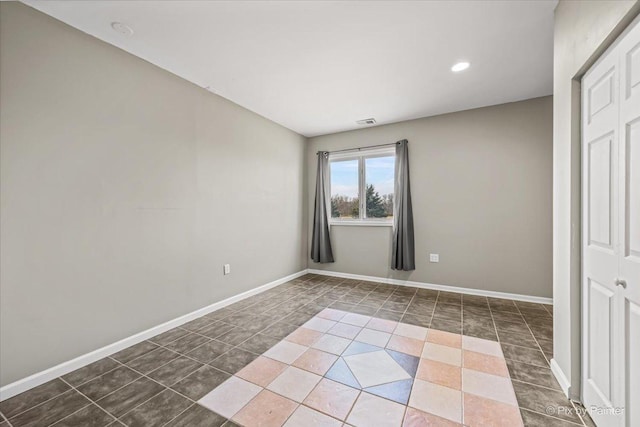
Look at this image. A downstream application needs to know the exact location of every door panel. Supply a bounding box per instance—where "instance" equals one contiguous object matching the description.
[587,279,614,403]
[588,134,614,249]
[626,301,640,427]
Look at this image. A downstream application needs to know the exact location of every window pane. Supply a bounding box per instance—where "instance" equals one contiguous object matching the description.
[330,159,359,218]
[365,156,394,219]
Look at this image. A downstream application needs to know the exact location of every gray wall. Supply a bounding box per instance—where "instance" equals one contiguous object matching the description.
[0,2,307,386]
[307,97,553,298]
[552,0,639,398]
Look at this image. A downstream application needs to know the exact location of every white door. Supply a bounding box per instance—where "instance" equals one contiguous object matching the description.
[582,15,640,427]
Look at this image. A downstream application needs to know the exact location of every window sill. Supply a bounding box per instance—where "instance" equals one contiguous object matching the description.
[329,221,393,227]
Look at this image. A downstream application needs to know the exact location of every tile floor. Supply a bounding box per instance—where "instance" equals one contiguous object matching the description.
[0,274,595,427]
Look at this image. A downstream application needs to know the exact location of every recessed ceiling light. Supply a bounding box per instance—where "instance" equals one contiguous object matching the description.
[451,62,470,72]
[111,22,134,37]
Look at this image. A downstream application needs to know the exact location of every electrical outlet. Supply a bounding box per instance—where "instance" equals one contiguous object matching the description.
[223,264,231,275]
[429,253,439,263]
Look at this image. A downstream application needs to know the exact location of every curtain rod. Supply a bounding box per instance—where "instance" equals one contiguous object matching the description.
[317,141,401,155]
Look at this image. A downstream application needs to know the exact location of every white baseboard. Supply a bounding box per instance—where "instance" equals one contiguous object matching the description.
[308,269,553,304]
[550,358,571,397]
[0,269,308,402]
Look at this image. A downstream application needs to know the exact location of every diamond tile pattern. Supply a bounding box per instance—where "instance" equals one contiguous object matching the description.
[2,274,582,427]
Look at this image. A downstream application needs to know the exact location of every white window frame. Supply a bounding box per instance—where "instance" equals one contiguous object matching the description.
[328,146,395,226]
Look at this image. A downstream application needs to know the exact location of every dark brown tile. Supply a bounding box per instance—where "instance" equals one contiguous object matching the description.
[538,338,554,360]
[62,358,120,387]
[512,380,582,424]
[0,378,70,419]
[148,356,203,387]
[181,317,216,332]
[497,330,540,349]
[204,308,234,321]
[111,341,159,364]
[281,310,316,326]
[374,309,404,321]
[54,404,115,427]
[462,324,498,341]
[237,334,280,354]
[381,300,408,313]
[165,333,211,354]
[120,389,191,427]
[400,313,431,328]
[149,327,191,346]
[520,409,583,427]
[97,377,164,418]
[531,324,554,341]
[198,322,236,340]
[165,404,227,427]
[501,343,549,367]
[9,390,89,427]
[126,347,180,374]
[437,292,462,305]
[186,340,234,364]
[462,315,495,329]
[491,311,526,323]
[260,321,299,340]
[506,359,561,390]
[215,328,255,346]
[77,366,140,401]
[430,317,461,334]
[495,320,532,335]
[209,348,258,374]
[405,302,435,317]
[350,304,378,315]
[171,366,230,400]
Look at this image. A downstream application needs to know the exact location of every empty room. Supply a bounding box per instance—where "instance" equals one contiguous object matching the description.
[0,1,638,426]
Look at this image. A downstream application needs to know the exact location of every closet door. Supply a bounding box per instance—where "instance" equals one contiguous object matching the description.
[582,36,622,427]
[582,15,640,427]
[617,19,640,427]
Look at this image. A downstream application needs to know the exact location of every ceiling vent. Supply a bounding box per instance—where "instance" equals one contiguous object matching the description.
[356,118,376,125]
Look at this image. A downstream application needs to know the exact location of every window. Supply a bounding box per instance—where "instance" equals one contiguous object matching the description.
[329,147,395,224]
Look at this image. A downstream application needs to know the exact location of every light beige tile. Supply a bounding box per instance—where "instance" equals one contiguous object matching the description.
[236,356,287,387]
[264,340,308,364]
[327,322,362,339]
[415,359,461,390]
[366,317,398,333]
[198,376,261,419]
[463,392,523,427]
[394,323,428,341]
[284,405,342,427]
[354,328,391,347]
[386,335,423,357]
[284,405,343,427]
[421,343,461,366]
[461,336,503,357]
[462,350,509,377]
[267,366,322,403]
[461,368,517,406]
[303,378,360,420]
[426,330,461,349]
[346,392,405,427]
[312,334,351,355]
[304,317,337,333]
[402,407,462,427]
[293,348,338,376]
[409,379,462,423]
[286,327,324,346]
[317,309,348,322]
[341,313,371,327]
[232,389,297,427]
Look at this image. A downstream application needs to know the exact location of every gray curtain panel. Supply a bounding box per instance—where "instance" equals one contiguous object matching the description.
[392,139,415,270]
[311,151,335,263]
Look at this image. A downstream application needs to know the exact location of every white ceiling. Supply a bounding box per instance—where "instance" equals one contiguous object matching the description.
[23,0,556,137]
